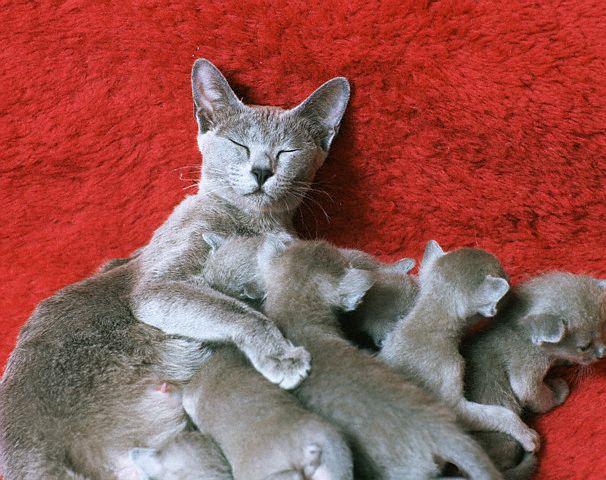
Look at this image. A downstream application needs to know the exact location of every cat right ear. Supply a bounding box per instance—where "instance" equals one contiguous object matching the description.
[419,240,446,280]
[130,448,162,479]
[338,268,375,311]
[202,232,226,252]
[291,77,350,151]
[191,59,243,133]
[384,258,416,276]
[528,314,566,345]
[257,233,295,265]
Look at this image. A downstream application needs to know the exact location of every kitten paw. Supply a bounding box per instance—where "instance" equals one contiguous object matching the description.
[255,344,311,390]
[547,377,569,406]
[517,426,541,453]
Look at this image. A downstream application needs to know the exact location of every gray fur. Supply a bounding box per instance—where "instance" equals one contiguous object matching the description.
[462,272,606,475]
[379,240,541,453]
[0,59,350,479]
[205,237,503,480]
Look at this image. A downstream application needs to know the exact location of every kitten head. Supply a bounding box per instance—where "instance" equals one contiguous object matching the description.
[192,59,350,214]
[260,240,375,312]
[519,273,606,365]
[419,240,510,322]
[202,232,294,302]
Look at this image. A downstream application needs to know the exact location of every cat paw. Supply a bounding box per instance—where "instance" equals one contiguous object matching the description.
[255,344,311,390]
[517,426,541,453]
[547,377,569,406]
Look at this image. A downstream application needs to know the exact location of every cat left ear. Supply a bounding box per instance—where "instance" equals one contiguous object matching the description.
[257,233,295,265]
[130,448,161,479]
[202,232,226,252]
[528,314,566,345]
[338,268,375,311]
[291,77,350,151]
[475,275,509,317]
[384,258,416,276]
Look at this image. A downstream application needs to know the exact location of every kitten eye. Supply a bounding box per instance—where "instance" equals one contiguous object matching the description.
[226,138,250,156]
[276,149,299,159]
[578,342,592,352]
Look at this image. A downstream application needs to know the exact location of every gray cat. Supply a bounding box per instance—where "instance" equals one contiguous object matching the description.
[379,240,540,453]
[0,59,350,479]
[462,272,606,476]
[199,235,503,480]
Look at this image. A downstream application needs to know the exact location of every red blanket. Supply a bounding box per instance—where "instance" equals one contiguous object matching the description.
[1,1,605,478]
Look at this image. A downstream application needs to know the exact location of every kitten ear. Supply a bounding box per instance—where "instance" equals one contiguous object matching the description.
[129,448,162,478]
[257,233,295,265]
[191,59,243,133]
[384,258,416,276]
[338,268,375,311]
[202,232,226,252]
[291,77,350,151]
[419,240,446,280]
[528,314,566,345]
[475,275,509,317]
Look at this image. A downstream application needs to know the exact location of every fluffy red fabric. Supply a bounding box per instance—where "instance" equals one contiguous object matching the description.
[1,0,604,478]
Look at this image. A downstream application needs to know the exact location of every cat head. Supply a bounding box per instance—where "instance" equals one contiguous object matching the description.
[202,232,295,302]
[192,59,350,214]
[519,273,606,365]
[419,240,510,322]
[258,240,375,312]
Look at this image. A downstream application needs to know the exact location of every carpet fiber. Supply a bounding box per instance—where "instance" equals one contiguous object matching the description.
[1,0,605,478]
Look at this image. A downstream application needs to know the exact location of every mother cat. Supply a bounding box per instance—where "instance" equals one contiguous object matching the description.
[0,59,351,479]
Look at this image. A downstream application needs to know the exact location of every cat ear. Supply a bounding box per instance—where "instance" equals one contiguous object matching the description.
[527,314,566,345]
[191,59,243,133]
[475,275,510,317]
[129,448,162,479]
[257,233,295,265]
[202,232,226,252]
[383,258,416,276]
[338,268,375,311]
[291,77,350,151]
[419,240,446,280]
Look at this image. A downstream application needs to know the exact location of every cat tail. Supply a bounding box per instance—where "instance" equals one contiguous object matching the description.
[433,427,503,480]
[503,453,537,480]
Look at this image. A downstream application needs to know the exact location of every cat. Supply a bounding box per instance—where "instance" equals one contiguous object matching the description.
[0,59,350,479]
[462,272,606,475]
[379,240,540,453]
[196,234,503,480]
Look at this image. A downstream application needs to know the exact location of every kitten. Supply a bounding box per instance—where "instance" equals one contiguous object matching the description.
[0,59,350,479]
[177,233,353,480]
[462,272,606,474]
[379,240,540,453]
[197,235,503,480]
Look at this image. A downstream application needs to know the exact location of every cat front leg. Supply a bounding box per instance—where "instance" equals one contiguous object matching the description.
[132,280,310,389]
[455,399,540,453]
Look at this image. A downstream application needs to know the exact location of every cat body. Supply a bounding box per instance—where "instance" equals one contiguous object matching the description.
[463,272,606,475]
[200,236,503,480]
[0,59,350,479]
[379,241,540,453]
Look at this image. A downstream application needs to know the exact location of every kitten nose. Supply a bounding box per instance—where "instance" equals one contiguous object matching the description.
[251,167,273,187]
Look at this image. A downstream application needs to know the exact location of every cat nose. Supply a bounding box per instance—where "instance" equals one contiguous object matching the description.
[251,167,274,187]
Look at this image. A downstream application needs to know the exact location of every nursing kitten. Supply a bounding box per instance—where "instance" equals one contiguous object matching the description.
[176,233,353,480]
[198,235,503,480]
[0,59,350,479]
[462,272,606,474]
[379,240,540,453]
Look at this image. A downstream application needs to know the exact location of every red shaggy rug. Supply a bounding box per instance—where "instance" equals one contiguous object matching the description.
[1,1,605,478]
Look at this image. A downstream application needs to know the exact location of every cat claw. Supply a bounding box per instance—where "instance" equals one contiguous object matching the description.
[255,344,311,390]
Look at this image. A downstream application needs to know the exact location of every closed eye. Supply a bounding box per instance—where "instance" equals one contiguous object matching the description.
[277,149,299,159]
[578,342,592,352]
[226,137,250,156]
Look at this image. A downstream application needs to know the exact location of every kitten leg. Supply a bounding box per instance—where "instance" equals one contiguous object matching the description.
[456,399,540,452]
[133,280,310,389]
